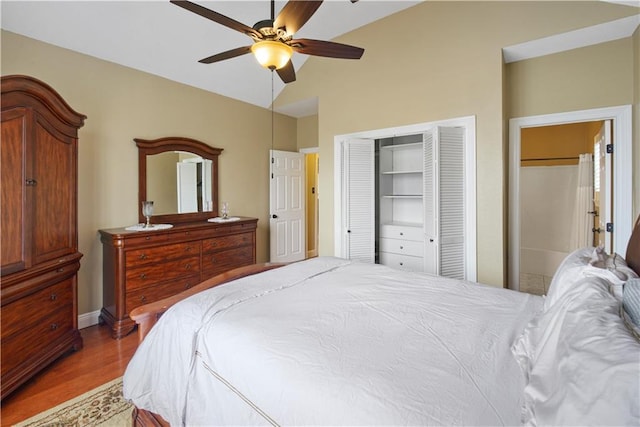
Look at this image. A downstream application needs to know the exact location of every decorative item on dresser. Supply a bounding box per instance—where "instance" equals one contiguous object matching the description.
[99,218,258,339]
[1,75,86,399]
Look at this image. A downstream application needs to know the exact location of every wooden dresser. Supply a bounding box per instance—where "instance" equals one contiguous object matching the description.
[1,75,85,399]
[99,218,258,338]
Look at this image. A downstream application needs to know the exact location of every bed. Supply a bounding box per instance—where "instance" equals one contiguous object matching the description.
[123,216,640,426]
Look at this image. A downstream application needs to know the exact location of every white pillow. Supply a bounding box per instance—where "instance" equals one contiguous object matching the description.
[512,276,640,426]
[544,247,638,310]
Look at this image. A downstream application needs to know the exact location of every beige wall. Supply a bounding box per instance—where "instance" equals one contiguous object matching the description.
[296,115,319,150]
[2,30,297,316]
[277,1,639,286]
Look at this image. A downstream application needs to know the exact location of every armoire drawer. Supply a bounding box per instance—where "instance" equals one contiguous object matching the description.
[125,255,200,290]
[379,238,424,257]
[125,274,201,315]
[125,242,200,268]
[379,252,423,272]
[1,278,73,340]
[379,225,423,242]
[1,306,74,377]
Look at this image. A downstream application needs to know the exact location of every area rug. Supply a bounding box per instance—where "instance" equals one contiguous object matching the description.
[14,377,134,427]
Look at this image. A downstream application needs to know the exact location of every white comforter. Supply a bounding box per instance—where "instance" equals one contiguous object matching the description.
[123,257,543,426]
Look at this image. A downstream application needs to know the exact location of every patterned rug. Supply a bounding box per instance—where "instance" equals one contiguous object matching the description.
[14,377,134,427]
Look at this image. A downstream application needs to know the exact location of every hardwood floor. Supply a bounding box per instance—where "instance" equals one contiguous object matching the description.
[1,324,139,426]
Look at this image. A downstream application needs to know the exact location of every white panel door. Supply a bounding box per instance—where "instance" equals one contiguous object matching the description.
[595,120,612,253]
[270,150,306,262]
[342,139,375,262]
[176,161,198,213]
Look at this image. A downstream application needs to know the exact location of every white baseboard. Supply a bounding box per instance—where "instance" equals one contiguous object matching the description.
[78,310,101,330]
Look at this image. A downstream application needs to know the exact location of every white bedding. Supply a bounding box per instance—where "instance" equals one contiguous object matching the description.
[123,257,543,426]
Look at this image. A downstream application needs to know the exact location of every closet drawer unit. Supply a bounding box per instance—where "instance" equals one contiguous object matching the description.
[379,225,423,242]
[125,255,200,290]
[125,274,201,315]
[202,245,255,278]
[1,279,73,340]
[379,252,423,272]
[379,238,424,257]
[1,306,74,378]
[125,242,200,268]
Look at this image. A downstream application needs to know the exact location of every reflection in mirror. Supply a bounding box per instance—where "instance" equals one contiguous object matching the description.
[147,151,213,215]
[136,137,223,225]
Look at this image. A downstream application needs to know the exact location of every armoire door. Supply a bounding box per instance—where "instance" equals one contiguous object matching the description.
[32,113,78,265]
[1,107,29,275]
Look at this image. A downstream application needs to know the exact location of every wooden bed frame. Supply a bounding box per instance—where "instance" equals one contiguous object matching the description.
[129,215,640,426]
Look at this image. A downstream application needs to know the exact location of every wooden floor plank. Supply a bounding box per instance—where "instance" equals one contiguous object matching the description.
[1,324,138,425]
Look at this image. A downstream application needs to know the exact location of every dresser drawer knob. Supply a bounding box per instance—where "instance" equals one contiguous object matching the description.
[138,253,147,260]
[140,295,147,303]
[50,323,58,331]
[399,262,404,266]
[56,267,64,273]
[185,263,192,270]
[50,293,57,301]
[184,283,192,290]
[145,236,151,240]
[400,246,404,250]
[140,273,147,279]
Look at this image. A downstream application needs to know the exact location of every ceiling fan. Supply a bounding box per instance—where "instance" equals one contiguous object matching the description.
[171,0,365,84]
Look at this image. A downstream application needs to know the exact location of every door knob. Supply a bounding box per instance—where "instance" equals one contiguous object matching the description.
[272,214,278,219]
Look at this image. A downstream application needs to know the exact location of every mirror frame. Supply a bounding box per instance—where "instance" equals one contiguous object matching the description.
[135,136,223,224]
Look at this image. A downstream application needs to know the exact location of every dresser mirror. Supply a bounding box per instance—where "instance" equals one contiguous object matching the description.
[135,137,223,225]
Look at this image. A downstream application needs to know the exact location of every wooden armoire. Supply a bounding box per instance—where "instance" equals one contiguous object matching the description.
[1,75,86,399]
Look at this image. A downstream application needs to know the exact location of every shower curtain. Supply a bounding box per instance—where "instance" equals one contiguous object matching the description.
[569,153,594,250]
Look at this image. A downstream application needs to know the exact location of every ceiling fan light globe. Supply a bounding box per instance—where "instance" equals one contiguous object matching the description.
[251,40,292,70]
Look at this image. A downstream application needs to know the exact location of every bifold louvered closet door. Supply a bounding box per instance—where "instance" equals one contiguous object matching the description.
[341,139,375,262]
[424,127,465,279]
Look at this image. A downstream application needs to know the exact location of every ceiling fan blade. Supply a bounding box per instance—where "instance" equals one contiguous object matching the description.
[273,1,323,36]
[171,0,262,39]
[291,39,364,59]
[198,46,252,64]
[276,61,297,84]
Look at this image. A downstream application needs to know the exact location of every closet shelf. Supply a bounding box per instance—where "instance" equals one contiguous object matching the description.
[380,142,423,151]
[381,195,423,199]
[381,170,422,175]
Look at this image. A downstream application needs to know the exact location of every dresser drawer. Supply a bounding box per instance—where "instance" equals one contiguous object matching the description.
[125,274,201,315]
[379,252,424,272]
[202,232,253,252]
[379,238,424,257]
[1,278,73,340]
[1,306,73,377]
[126,255,200,290]
[379,225,423,242]
[202,246,254,278]
[125,242,200,268]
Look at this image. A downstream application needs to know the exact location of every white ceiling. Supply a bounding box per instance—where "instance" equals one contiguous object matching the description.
[2,1,638,117]
[0,1,420,113]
